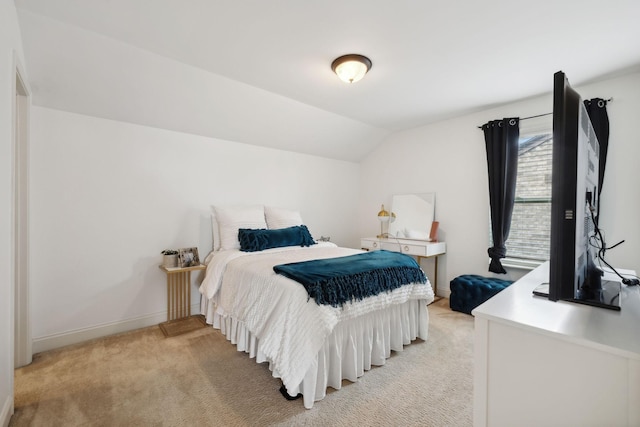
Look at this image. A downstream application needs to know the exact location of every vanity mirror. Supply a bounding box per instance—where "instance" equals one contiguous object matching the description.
[388,193,436,240]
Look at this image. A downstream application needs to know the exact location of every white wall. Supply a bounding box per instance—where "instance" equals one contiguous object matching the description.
[29,107,361,351]
[360,71,640,296]
[0,0,26,424]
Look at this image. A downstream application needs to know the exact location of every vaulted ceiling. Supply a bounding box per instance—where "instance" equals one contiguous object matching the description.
[14,0,640,161]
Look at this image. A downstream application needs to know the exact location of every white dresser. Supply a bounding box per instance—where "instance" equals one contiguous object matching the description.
[472,262,640,427]
[360,237,446,296]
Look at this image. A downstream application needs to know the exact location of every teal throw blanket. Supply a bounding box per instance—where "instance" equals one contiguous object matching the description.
[273,250,427,307]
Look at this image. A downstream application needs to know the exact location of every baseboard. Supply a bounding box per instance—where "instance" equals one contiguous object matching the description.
[434,287,451,299]
[1,393,13,427]
[32,303,201,354]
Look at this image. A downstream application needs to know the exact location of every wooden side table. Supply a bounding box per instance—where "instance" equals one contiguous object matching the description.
[158,264,206,321]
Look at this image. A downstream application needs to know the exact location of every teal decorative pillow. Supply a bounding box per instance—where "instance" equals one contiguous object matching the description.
[238,225,316,252]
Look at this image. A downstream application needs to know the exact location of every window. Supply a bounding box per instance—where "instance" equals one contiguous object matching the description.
[491,116,553,267]
[509,131,552,261]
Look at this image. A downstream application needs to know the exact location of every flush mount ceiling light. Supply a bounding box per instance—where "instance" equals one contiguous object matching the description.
[331,54,372,83]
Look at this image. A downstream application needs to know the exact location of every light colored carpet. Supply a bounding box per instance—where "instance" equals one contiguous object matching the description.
[10,298,473,426]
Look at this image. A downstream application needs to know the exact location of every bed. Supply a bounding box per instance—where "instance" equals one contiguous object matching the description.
[199,205,434,408]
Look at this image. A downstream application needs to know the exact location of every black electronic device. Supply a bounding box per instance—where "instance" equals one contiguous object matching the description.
[623,278,640,286]
[547,71,621,310]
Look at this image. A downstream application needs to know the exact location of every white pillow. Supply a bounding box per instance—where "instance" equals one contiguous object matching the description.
[265,206,304,229]
[210,206,221,251]
[213,205,267,250]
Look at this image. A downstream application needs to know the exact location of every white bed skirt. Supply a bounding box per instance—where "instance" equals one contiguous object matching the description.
[202,298,430,408]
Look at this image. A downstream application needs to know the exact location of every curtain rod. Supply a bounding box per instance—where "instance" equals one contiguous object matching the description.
[477,98,613,129]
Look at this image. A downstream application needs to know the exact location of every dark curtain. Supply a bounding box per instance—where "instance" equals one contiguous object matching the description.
[482,118,520,274]
[583,98,609,224]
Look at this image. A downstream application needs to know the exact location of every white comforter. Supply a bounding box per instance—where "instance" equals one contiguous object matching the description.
[199,242,434,390]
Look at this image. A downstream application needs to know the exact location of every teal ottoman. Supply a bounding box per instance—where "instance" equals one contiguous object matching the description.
[450,275,513,315]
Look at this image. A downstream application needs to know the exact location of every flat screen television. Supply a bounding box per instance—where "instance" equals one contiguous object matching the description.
[547,71,621,310]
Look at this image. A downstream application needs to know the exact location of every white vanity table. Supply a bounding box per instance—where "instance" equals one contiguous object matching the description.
[360,237,446,296]
[363,193,446,297]
[473,262,640,427]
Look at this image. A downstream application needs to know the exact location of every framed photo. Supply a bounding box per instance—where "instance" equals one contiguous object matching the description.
[178,247,200,268]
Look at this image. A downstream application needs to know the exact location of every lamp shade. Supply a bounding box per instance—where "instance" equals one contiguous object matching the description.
[377,204,390,222]
[331,54,372,83]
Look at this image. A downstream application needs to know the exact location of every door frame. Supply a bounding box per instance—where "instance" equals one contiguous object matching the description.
[12,51,32,368]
